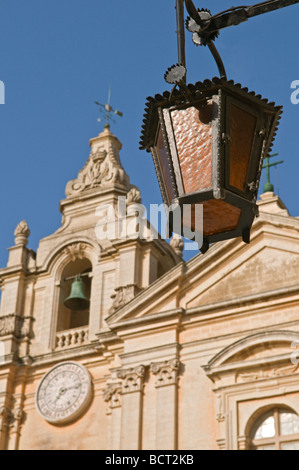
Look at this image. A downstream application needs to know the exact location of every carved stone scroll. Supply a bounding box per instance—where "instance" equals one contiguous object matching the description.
[62,243,88,262]
[103,383,122,414]
[109,284,141,314]
[150,359,180,387]
[116,366,146,394]
[0,315,33,339]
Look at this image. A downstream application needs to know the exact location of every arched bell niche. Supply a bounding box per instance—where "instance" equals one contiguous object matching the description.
[57,257,92,332]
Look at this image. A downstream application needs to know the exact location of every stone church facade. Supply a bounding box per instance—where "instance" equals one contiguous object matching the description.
[0,126,299,450]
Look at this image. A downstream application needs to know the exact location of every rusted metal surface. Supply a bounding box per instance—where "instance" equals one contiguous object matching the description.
[171,103,213,193]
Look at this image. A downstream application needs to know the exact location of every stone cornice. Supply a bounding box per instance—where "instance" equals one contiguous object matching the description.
[105,263,185,324]
[184,283,299,320]
[27,343,107,368]
[0,267,29,278]
[204,352,297,378]
[107,308,184,332]
[107,283,299,334]
[204,330,299,368]
[185,212,299,279]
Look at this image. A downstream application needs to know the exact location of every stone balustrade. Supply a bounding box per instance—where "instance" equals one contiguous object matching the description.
[55,327,89,349]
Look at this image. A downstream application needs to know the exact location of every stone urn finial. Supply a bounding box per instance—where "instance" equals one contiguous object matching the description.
[126,186,142,216]
[170,234,184,258]
[127,186,142,205]
[14,221,30,247]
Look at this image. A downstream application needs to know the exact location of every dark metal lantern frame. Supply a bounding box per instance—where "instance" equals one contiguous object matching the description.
[140,78,282,252]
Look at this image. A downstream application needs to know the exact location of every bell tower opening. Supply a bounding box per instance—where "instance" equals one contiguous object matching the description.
[57,258,92,332]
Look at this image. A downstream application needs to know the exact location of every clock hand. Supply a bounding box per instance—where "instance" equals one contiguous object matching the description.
[54,384,80,402]
[54,393,62,404]
[63,385,80,392]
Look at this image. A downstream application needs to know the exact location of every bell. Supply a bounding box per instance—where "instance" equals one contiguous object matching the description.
[64,274,90,311]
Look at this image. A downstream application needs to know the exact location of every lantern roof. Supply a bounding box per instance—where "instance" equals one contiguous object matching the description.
[139,77,283,152]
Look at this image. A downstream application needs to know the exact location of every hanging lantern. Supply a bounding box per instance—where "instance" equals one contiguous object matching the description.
[140,78,282,252]
[64,274,90,311]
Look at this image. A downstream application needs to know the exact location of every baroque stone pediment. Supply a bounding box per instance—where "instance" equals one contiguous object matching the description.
[203,331,299,382]
[187,245,299,309]
[105,212,299,327]
[65,133,129,197]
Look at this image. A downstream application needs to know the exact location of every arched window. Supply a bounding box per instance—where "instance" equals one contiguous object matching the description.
[250,408,299,450]
[57,258,92,332]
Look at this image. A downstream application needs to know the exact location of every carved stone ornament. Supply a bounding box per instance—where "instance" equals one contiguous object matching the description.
[14,221,30,246]
[103,383,122,414]
[116,366,146,394]
[0,314,32,339]
[215,393,225,422]
[65,143,129,197]
[170,235,184,259]
[0,406,11,429]
[150,359,180,387]
[4,407,26,431]
[237,364,299,383]
[126,186,142,206]
[109,284,141,314]
[62,243,88,262]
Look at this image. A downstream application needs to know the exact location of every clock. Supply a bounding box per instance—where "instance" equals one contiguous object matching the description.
[36,361,92,425]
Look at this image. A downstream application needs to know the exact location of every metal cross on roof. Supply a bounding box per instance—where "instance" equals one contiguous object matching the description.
[262,152,284,193]
[95,88,123,129]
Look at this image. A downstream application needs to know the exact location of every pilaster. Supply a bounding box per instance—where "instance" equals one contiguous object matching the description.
[150,358,180,450]
[117,365,146,450]
[103,382,122,450]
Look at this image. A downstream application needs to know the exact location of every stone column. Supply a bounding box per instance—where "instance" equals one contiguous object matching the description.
[0,406,11,450]
[117,365,146,450]
[150,359,180,450]
[103,383,122,450]
[1,221,31,321]
[6,406,26,451]
[238,435,250,450]
[6,364,29,451]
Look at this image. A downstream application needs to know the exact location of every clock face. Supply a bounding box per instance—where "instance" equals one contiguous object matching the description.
[36,361,92,425]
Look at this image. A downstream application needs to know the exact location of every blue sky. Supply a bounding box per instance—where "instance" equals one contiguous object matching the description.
[0,0,299,267]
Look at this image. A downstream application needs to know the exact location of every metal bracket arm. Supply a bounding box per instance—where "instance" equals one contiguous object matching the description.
[185,0,299,37]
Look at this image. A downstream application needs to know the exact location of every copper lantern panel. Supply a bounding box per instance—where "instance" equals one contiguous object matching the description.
[170,102,213,194]
[140,78,283,250]
[229,103,257,192]
[186,200,241,237]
